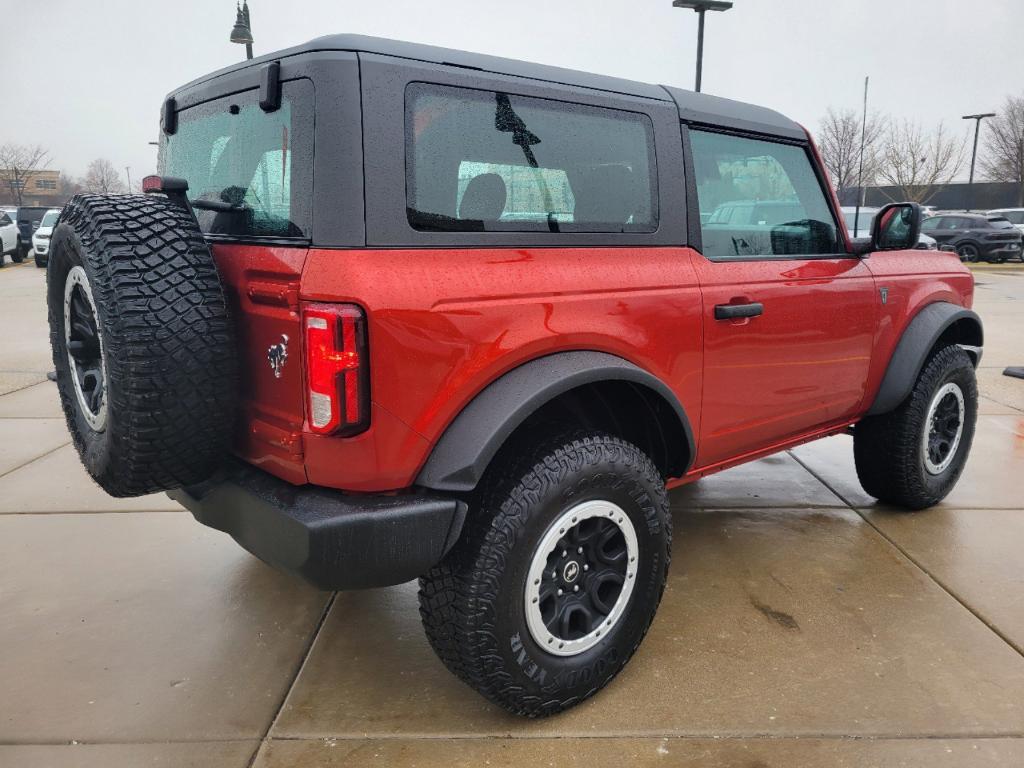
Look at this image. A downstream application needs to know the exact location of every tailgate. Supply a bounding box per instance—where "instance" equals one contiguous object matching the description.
[212,242,309,484]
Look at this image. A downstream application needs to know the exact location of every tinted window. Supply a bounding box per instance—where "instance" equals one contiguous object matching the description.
[921,216,940,232]
[405,83,657,233]
[945,217,973,230]
[0,214,10,226]
[690,130,839,258]
[987,217,1015,230]
[161,80,312,239]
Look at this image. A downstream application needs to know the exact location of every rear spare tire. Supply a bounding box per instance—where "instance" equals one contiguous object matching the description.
[47,194,237,497]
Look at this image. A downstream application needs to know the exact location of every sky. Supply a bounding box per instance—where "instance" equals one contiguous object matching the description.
[3,0,1023,184]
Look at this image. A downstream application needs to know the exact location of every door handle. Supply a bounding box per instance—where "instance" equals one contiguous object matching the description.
[714,302,763,320]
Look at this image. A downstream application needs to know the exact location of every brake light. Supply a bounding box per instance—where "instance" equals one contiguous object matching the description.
[303,304,369,436]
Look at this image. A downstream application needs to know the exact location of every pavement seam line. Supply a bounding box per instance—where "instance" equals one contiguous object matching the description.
[255,731,1024,742]
[7,733,1024,746]
[246,591,338,768]
[787,450,1024,661]
[0,440,71,481]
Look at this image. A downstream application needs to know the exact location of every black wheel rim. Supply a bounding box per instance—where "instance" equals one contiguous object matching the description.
[923,382,965,475]
[63,266,107,430]
[525,500,639,656]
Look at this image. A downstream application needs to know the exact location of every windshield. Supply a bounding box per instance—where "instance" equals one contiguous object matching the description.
[160,79,312,239]
[40,211,59,227]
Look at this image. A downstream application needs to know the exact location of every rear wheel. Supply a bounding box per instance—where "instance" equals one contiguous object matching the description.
[11,245,25,263]
[854,345,977,510]
[956,243,979,262]
[418,431,671,717]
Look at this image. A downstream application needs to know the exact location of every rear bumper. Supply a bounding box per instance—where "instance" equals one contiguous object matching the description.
[168,461,466,590]
[981,241,1022,258]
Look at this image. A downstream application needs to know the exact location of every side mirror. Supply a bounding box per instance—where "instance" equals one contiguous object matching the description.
[872,202,922,251]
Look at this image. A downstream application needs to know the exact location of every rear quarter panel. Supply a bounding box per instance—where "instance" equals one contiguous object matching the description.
[300,246,704,491]
[859,249,974,411]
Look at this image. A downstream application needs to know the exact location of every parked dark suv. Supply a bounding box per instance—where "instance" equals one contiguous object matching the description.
[12,206,52,262]
[921,213,1024,262]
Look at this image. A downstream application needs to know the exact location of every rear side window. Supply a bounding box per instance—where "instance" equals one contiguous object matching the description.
[690,129,839,259]
[405,83,658,233]
[161,79,312,239]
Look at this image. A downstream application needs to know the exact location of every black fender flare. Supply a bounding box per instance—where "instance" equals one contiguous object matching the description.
[415,351,696,492]
[866,302,983,416]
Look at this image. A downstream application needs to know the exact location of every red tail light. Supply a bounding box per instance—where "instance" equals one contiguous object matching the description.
[303,304,369,436]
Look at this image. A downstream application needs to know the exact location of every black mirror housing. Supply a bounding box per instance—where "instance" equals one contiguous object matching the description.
[871,202,922,251]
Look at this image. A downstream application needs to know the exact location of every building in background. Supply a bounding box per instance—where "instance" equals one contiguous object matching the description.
[839,181,1023,210]
[0,169,66,207]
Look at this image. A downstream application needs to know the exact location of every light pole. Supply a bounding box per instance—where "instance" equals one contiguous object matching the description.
[962,112,995,211]
[125,166,132,193]
[230,1,254,60]
[672,1,733,93]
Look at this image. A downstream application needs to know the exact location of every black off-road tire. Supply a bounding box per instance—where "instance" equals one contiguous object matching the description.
[418,431,672,717]
[12,245,26,263]
[956,243,979,262]
[34,253,46,268]
[854,345,977,510]
[47,194,237,497]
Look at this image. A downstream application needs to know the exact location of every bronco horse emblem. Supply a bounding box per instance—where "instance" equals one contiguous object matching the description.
[267,334,289,378]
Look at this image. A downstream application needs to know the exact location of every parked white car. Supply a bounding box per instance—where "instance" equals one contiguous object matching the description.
[988,208,1024,237]
[31,208,61,268]
[841,206,937,249]
[0,209,18,266]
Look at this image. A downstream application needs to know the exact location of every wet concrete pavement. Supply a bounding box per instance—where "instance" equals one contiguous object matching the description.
[1,260,1022,766]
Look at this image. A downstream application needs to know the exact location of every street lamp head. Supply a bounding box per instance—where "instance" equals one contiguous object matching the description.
[672,1,733,11]
[230,1,254,46]
[962,113,996,120]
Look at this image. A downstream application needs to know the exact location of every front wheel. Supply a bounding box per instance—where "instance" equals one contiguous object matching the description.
[11,246,26,263]
[854,345,977,509]
[418,431,671,717]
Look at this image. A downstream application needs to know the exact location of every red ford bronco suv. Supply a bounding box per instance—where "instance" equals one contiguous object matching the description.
[46,35,982,717]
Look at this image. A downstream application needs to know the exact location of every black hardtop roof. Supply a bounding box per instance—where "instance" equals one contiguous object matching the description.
[172,34,805,140]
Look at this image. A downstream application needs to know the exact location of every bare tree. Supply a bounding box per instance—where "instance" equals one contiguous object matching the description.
[817,108,884,200]
[0,143,50,206]
[59,174,85,199]
[980,95,1024,206]
[81,158,126,194]
[878,120,966,203]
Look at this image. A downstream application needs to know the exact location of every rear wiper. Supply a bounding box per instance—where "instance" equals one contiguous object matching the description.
[190,198,251,212]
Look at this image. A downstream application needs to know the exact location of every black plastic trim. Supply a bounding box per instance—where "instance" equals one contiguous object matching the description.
[679,123,703,254]
[866,302,984,416]
[415,351,696,492]
[259,61,281,112]
[168,461,466,590]
[161,97,177,135]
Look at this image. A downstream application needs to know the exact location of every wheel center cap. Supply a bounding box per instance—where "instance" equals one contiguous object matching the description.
[563,561,580,583]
